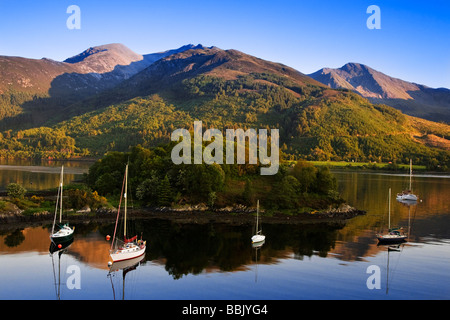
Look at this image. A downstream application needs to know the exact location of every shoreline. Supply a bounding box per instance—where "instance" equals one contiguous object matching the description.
[0,203,366,228]
[1,157,448,175]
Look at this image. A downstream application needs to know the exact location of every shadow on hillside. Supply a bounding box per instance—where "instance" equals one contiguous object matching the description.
[369,87,450,123]
[0,50,189,131]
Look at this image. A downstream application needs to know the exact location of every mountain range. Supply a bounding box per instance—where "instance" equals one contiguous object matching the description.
[0,43,448,167]
[308,63,450,123]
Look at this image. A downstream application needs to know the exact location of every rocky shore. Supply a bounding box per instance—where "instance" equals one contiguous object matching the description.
[0,202,365,226]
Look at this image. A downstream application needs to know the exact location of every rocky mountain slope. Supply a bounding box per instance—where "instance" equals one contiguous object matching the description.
[308,63,450,123]
[0,43,202,129]
[0,44,448,168]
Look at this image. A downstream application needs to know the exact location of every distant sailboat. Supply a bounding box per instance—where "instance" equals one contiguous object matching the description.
[50,166,74,244]
[377,188,407,244]
[251,200,265,244]
[109,164,146,263]
[396,159,418,201]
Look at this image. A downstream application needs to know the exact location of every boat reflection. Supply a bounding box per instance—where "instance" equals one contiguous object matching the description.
[252,240,264,283]
[49,237,74,300]
[377,243,405,295]
[252,239,265,249]
[49,236,74,254]
[397,198,418,206]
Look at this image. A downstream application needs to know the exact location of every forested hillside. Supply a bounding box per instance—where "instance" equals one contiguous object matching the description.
[0,46,448,170]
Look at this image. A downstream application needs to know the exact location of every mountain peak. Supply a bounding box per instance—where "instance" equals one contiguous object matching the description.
[309,62,417,99]
[64,43,136,63]
[63,43,143,74]
[340,62,372,74]
[308,62,450,122]
[185,44,218,50]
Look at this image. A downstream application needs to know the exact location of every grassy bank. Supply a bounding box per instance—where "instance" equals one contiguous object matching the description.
[308,160,427,171]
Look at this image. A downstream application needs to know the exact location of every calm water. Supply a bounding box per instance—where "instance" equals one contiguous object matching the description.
[0,159,91,192]
[0,162,449,300]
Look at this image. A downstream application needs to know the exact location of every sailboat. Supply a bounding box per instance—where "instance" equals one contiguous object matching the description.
[109,164,146,263]
[396,159,418,201]
[108,254,145,300]
[50,166,74,244]
[377,188,407,244]
[251,200,265,244]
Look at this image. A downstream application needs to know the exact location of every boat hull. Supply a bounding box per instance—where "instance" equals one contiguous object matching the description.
[110,244,146,262]
[396,194,418,201]
[251,235,266,243]
[377,235,407,244]
[50,226,74,244]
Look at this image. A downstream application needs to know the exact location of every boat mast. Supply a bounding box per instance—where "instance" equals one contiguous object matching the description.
[110,165,126,251]
[388,188,391,230]
[59,166,64,223]
[256,200,259,233]
[51,177,60,235]
[124,164,128,239]
[409,159,412,191]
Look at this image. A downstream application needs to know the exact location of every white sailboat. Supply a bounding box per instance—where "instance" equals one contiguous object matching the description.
[377,188,407,244]
[251,200,265,244]
[109,164,146,263]
[396,159,418,201]
[50,166,74,243]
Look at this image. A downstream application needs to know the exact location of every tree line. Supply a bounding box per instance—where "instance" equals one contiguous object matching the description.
[1,73,448,170]
[86,142,340,211]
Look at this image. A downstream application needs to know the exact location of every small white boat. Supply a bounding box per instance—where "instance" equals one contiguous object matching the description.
[251,200,265,244]
[396,159,418,201]
[396,191,417,201]
[251,234,265,243]
[109,164,146,263]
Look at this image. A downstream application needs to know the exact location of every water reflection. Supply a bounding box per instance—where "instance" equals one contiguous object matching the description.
[335,170,450,218]
[252,240,264,283]
[0,220,351,278]
[1,198,449,280]
[49,238,74,300]
[1,170,449,280]
[376,243,406,296]
[108,255,145,300]
[0,159,91,191]
[0,170,449,299]
[331,170,450,262]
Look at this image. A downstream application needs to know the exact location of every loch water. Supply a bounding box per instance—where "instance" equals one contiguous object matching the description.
[0,162,449,300]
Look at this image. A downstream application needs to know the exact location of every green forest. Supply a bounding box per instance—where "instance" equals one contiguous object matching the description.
[0,72,449,170]
[86,143,341,212]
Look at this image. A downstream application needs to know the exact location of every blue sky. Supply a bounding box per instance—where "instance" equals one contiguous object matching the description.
[0,0,449,88]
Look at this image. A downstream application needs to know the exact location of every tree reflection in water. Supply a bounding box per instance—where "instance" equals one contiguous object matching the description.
[102,219,345,279]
